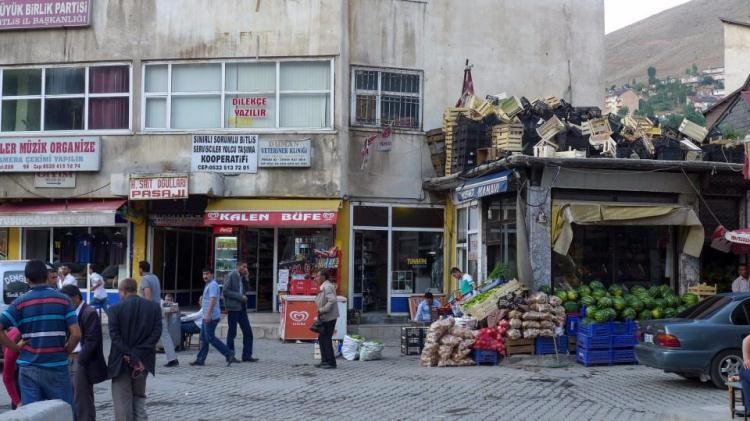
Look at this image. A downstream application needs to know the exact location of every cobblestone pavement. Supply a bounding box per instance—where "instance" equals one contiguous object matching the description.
[0,339,733,420]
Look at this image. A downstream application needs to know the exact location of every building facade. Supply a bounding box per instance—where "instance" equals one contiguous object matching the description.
[0,0,603,313]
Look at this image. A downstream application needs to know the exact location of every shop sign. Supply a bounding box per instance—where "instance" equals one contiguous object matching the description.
[212,226,237,235]
[277,269,289,292]
[204,211,337,226]
[0,136,100,172]
[258,139,311,168]
[149,214,205,227]
[34,172,75,188]
[191,134,257,174]
[453,171,510,203]
[406,257,427,268]
[0,0,92,31]
[0,212,114,227]
[227,97,269,128]
[128,174,189,200]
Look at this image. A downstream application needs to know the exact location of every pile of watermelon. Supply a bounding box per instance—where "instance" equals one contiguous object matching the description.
[549,281,700,323]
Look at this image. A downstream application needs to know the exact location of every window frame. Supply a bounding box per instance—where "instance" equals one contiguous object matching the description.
[0,62,133,136]
[350,66,423,130]
[141,58,335,132]
[455,202,480,284]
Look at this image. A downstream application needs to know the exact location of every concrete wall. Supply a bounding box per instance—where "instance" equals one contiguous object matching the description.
[724,22,750,93]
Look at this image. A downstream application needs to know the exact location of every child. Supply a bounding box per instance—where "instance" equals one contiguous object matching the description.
[414,292,440,323]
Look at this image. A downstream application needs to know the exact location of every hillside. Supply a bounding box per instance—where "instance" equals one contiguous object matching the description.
[605,0,750,87]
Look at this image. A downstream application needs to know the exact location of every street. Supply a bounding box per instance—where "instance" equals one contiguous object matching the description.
[0,339,731,421]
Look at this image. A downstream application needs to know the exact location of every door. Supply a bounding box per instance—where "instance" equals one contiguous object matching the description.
[23,228,50,261]
[353,230,388,312]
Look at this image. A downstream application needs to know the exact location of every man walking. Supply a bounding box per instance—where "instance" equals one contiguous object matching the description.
[61,285,107,421]
[60,264,77,289]
[0,260,81,409]
[89,264,108,312]
[190,267,239,367]
[223,261,258,362]
[138,261,178,367]
[108,278,162,421]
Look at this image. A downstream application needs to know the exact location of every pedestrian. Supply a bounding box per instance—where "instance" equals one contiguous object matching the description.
[138,260,179,368]
[223,261,258,362]
[61,284,108,421]
[314,270,338,369]
[733,264,750,293]
[89,263,108,312]
[451,267,475,297]
[47,263,59,289]
[107,278,163,421]
[2,327,22,409]
[190,267,239,367]
[60,263,77,289]
[0,260,81,409]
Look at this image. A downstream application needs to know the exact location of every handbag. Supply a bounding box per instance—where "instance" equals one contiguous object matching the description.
[309,318,324,333]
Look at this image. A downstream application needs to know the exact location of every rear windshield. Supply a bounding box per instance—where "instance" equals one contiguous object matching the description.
[676,295,731,319]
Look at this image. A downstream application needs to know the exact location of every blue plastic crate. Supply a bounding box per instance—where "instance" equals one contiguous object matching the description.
[611,334,637,348]
[576,348,612,367]
[565,315,579,336]
[610,320,636,336]
[578,321,612,337]
[577,332,611,349]
[611,348,636,363]
[534,336,568,355]
[474,349,499,366]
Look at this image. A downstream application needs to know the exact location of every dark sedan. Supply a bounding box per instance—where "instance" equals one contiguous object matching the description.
[635,293,750,388]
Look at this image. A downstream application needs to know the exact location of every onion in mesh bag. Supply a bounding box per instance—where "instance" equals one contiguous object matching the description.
[509,318,522,329]
[539,320,555,329]
[528,292,548,305]
[521,320,541,329]
[523,328,541,338]
[506,329,522,340]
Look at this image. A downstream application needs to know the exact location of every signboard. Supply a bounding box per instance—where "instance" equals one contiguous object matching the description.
[205,211,337,227]
[0,212,114,227]
[227,97,269,128]
[128,174,189,200]
[0,0,92,30]
[278,269,289,292]
[149,214,205,227]
[377,137,393,151]
[212,226,237,235]
[258,139,311,168]
[191,135,257,174]
[3,270,27,303]
[34,172,75,188]
[453,171,510,203]
[0,136,100,172]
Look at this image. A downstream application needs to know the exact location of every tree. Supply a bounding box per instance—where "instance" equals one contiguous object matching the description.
[647,66,657,85]
[617,106,630,117]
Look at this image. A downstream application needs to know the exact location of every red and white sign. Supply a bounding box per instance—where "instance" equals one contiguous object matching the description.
[212,226,237,235]
[128,174,188,200]
[227,97,268,128]
[0,0,92,31]
[0,136,100,172]
[204,211,337,226]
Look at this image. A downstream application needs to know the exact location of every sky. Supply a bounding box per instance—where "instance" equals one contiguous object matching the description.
[605,0,692,33]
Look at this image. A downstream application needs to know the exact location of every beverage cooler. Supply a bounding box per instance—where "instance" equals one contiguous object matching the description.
[214,233,238,283]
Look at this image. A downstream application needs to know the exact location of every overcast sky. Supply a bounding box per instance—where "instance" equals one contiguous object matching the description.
[605,0,692,33]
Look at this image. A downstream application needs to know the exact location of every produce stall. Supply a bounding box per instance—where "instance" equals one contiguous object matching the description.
[279,295,348,341]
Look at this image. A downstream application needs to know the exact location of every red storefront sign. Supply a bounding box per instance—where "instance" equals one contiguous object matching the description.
[204,211,337,226]
[212,226,237,234]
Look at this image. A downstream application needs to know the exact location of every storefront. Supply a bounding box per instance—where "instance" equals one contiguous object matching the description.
[349,203,444,314]
[203,198,346,312]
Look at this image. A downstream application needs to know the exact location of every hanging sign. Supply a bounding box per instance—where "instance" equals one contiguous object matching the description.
[0,136,100,172]
[129,174,189,200]
[191,135,258,174]
[258,139,311,168]
[34,172,75,188]
[0,0,92,31]
[227,97,269,128]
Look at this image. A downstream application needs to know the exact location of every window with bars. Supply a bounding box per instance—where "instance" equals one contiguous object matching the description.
[0,64,131,133]
[351,67,421,129]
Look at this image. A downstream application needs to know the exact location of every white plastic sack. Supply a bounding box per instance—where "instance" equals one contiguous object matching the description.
[342,335,362,361]
[359,341,385,361]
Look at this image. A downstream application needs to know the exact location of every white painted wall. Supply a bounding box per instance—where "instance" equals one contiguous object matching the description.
[724,22,750,93]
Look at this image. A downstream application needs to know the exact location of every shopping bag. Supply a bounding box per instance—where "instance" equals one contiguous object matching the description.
[342,335,363,361]
[359,341,384,361]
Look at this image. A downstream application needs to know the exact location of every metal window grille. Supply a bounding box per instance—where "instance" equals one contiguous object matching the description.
[352,68,421,129]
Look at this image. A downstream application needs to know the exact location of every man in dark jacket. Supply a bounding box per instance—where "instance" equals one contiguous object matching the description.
[61,285,107,421]
[223,262,258,362]
[107,278,162,421]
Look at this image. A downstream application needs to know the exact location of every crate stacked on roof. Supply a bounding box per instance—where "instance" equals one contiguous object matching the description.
[576,320,637,367]
[492,119,524,153]
[442,108,466,176]
[450,115,491,174]
[425,128,446,177]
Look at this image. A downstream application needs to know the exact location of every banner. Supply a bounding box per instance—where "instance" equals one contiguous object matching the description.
[258,139,311,168]
[191,134,258,174]
[0,137,100,172]
[129,174,189,200]
[205,210,337,226]
[0,0,92,30]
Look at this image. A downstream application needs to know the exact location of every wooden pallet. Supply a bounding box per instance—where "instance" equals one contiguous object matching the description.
[442,108,468,176]
[492,121,524,152]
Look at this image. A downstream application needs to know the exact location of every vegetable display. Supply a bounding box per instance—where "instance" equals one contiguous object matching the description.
[474,320,509,355]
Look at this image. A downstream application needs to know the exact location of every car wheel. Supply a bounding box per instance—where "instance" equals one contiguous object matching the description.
[710,349,743,389]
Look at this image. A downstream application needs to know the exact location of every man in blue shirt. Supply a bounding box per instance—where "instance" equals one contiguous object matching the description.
[0,260,81,408]
[414,292,440,323]
[190,268,239,366]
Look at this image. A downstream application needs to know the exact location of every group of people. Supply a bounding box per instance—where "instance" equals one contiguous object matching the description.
[412,267,474,324]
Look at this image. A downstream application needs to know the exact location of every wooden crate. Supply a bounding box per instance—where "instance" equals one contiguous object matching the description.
[497,96,523,118]
[442,108,467,176]
[544,96,562,109]
[431,151,445,177]
[426,128,445,154]
[582,117,611,137]
[492,121,524,152]
[536,115,565,141]
[476,147,500,164]
[679,118,708,142]
[506,338,534,355]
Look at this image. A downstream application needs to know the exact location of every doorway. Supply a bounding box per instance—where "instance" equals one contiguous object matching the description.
[354,230,388,312]
[241,229,275,312]
[23,228,50,261]
[152,227,211,307]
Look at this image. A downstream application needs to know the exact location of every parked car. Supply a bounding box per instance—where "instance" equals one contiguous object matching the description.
[635,293,750,388]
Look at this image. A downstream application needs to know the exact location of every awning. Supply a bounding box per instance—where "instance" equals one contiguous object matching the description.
[711,226,750,254]
[0,199,126,227]
[551,201,704,257]
[453,170,511,203]
[204,199,341,227]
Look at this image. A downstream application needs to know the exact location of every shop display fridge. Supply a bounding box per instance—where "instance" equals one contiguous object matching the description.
[214,236,238,283]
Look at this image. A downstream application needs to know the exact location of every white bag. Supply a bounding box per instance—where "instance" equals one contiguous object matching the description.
[342,335,363,361]
[359,341,384,361]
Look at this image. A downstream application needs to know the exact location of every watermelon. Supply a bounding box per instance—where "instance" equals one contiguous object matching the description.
[589,280,604,291]
[623,293,633,302]
[675,305,687,314]
[563,301,579,313]
[539,286,552,294]
[631,285,647,295]
[622,308,637,320]
[597,296,613,308]
[585,306,599,318]
[608,284,624,297]
[606,308,617,321]
[591,289,606,300]
[567,290,579,302]
[638,310,652,321]
[681,293,699,306]
[663,308,677,318]
[580,295,596,307]
[612,297,626,311]
[594,310,609,323]
[659,284,672,296]
[581,317,593,325]
[578,285,591,297]
[641,296,655,309]
[654,298,666,309]
[651,308,663,320]
[648,286,661,298]
[628,298,644,312]
[555,290,568,302]
[664,295,680,308]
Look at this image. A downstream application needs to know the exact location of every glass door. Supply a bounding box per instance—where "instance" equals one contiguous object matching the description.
[242,230,260,312]
[353,230,388,312]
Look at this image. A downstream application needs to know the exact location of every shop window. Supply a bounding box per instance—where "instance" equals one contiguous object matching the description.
[0,64,131,133]
[455,205,479,282]
[351,67,422,129]
[52,227,128,289]
[486,198,517,279]
[143,60,333,130]
[277,228,335,283]
[391,231,443,294]
[392,207,443,228]
[353,206,388,227]
[0,228,7,260]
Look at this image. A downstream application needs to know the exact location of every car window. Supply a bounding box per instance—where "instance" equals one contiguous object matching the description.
[731,300,750,325]
[677,295,732,319]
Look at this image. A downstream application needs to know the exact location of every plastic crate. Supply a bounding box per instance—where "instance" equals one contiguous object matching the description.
[289,280,306,295]
[565,315,579,336]
[576,348,611,367]
[578,321,612,337]
[474,349,499,366]
[611,348,636,363]
[401,326,427,339]
[306,279,320,295]
[611,320,636,336]
[534,336,568,355]
[401,335,423,347]
[577,333,611,350]
[401,343,422,356]
[611,334,637,348]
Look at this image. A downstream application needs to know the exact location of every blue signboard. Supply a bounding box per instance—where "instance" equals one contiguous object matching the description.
[454,171,510,203]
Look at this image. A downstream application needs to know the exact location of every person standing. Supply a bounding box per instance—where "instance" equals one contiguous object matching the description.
[61,285,107,421]
[89,264,107,311]
[733,264,750,293]
[107,278,162,421]
[0,260,81,409]
[60,264,77,289]
[190,268,238,367]
[138,261,179,368]
[2,327,22,410]
[314,270,339,369]
[223,261,258,362]
[451,267,475,296]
